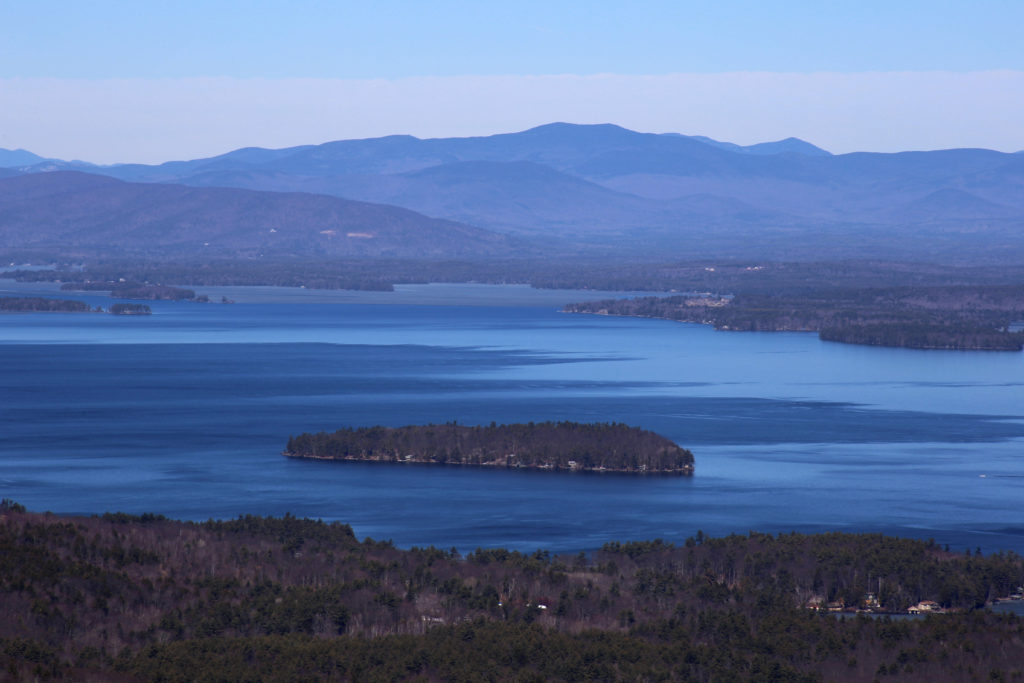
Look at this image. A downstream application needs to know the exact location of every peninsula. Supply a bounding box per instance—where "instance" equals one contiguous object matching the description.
[284,421,694,474]
[566,285,1024,351]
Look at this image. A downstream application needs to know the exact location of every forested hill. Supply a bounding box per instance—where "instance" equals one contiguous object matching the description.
[285,421,694,474]
[2,501,1023,681]
[0,171,520,260]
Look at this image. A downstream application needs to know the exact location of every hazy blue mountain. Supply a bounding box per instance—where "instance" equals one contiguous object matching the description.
[98,123,770,183]
[10,124,1024,261]
[682,135,832,156]
[0,148,48,168]
[87,123,1019,207]
[746,138,830,156]
[951,156,1024,209]
[883,188,1018,221]
[302,161,672,237]
[347,160,655,236]
[664,193,787,222]
[170,157,799,242]
[0,172,520,259]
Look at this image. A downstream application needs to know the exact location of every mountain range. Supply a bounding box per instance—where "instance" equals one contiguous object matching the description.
[1,123,1022,262]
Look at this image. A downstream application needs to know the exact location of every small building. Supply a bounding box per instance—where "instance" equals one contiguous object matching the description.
[908,600,940,614]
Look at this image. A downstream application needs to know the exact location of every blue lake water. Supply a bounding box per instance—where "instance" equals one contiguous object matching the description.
[1,281,1023,554]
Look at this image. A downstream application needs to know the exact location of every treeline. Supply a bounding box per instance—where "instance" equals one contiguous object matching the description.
[285,421,695,473]
[108,303,151,315]
[0,296,92,313]
[819,323,1022,351]
[61,281,199,301]
[530,260,1024,295]
[1,502,1023,681]
[10,258,1024,296]
[16,261,405,291]
[567,286,1024,351]
[0,297,152,316]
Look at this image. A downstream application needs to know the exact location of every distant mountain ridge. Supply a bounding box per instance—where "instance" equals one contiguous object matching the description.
[672,134,832,157]
[7,124,831,176]
[6,124,1024,261]
[0,148,49,168]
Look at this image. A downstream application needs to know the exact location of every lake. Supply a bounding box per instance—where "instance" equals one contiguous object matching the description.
[1,281,1023,554]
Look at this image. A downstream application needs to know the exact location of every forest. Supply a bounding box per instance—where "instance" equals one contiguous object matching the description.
[13,260,401,291]
[285,421,695,474]
[108,303,152,315]
[10,258,1024,296]
[566,285,1024,351]
[0,297,153,316]
[1,500,1022,681]
[60,281,200,301]
[0,296,93,313]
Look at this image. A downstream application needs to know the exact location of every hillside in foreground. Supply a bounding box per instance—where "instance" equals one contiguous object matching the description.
[2,501,1023,681]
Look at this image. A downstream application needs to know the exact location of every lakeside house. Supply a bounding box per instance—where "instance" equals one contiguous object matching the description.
[908,600,940,614]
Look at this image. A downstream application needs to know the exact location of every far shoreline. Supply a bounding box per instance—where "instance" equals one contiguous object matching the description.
[283,451,695,476]
[0,276,667,307]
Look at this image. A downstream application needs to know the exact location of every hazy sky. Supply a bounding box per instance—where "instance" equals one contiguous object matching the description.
[2,1,1023,163]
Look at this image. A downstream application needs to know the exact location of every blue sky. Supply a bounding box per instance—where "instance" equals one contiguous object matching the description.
[2,1,1023,162]
[4,0,1023,77]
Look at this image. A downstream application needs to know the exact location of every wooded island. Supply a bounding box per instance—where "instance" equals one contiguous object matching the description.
[0,296,151,315]
[0,296,92,313]
[284,421,694,474]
